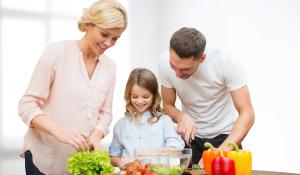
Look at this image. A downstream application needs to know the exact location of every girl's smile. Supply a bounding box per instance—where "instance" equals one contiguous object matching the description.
[130,84,153,114]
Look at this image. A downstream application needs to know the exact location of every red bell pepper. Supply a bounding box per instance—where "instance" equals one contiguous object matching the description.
[211,151,235,175]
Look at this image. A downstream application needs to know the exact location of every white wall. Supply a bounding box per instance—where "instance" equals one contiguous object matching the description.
[129,0,300,173]
[128,0,161,73]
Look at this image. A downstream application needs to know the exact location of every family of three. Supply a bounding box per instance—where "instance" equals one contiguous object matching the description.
[18,0,255,174]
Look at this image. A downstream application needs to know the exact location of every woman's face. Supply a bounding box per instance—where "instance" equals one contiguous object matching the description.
[86,25,124,55]
[130,84,154,114]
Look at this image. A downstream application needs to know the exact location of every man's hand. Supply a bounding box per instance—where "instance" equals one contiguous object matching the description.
[198,158,204,169]
[176,113,196,145]
[218,142,234,152]
[52,127,89,151]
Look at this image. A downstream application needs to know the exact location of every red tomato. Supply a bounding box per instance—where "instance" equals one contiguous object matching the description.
[132,172,142,175]
[138,163,150,174]
[145,172,157,175]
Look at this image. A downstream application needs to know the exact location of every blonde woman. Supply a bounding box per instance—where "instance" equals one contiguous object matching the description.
[109,68,184,167]
[18,0,128,174]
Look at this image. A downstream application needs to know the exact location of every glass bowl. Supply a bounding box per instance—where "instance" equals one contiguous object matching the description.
[133,148,192,175]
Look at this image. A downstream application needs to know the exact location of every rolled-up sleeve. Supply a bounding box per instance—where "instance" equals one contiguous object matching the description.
[109,123,123,157]
[96,67,116,136]
[18,46,56,126]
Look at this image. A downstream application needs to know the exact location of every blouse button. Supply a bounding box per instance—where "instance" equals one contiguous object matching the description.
[87,111,93,119]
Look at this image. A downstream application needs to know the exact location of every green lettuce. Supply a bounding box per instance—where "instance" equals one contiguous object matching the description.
[67,150,114,175]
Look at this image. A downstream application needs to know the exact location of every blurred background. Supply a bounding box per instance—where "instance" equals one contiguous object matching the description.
[1,0,300,174]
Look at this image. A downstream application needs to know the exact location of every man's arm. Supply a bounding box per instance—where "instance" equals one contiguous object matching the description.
[219,85,255,150]
[161,86,196,144]
[161,86,180,122]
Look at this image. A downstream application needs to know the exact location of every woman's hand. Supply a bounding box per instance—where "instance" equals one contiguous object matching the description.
[30,115,90,151]
[52,127,89,151]
[87,129,104,151]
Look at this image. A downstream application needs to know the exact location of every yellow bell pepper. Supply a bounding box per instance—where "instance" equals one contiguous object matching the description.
[227,142,252,175]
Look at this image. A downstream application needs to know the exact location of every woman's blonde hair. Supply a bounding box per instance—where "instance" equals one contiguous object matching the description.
[124,68,163,124]
[78,0,128,32]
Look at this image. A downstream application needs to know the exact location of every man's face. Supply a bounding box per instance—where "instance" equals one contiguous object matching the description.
[169,49,205,79]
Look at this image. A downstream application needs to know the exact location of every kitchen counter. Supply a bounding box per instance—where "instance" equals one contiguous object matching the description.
[184,169,299,175]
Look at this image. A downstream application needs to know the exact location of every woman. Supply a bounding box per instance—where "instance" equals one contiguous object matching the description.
[18,0,128,174]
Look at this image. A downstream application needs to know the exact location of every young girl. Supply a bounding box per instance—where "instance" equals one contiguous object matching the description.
[109,68,184,167]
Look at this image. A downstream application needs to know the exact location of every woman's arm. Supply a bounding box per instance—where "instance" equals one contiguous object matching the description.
[31,114,89,151]
[18,44,89,151]
[89,72,116,150]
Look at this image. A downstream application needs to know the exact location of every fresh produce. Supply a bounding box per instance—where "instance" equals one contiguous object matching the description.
[211,151,235,175]
[67,150,114,175]
[122,161,185,175]
[227,142,252,175]
[151,164,185,175]
[123,161,157,175]
[202,142,221,175]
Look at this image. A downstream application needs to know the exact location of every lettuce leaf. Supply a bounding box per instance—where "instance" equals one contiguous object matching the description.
[67,150,114,175]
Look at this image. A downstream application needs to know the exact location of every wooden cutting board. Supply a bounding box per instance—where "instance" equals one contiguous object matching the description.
[184,169,206,175]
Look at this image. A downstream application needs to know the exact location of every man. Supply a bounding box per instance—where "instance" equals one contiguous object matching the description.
[158,27,255,165]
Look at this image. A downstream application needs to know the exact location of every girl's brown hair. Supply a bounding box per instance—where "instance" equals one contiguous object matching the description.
[124,68,163,124]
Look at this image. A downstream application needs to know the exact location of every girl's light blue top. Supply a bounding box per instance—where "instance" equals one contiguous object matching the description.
[109,111,185,158]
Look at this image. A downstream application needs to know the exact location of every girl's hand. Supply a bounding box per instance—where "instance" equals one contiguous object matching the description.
[120,157,135,167]
[52,127,89,151]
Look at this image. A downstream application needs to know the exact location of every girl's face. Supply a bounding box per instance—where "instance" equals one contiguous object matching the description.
[86,25,123,55]
[130,84,153,114]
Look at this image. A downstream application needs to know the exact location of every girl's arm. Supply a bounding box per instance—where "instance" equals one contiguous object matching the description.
[163,115,185,149]
[111,156,122,167]
[111,156,135,167]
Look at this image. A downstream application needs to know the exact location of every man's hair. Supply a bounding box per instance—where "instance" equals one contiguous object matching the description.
[170,27,206,59]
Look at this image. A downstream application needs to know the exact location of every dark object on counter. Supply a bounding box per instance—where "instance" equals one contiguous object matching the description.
[182,172,192,175]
